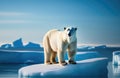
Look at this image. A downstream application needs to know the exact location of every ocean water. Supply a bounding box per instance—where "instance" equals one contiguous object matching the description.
[0,62,120,78]
[0,64,26,78]
[0,50,120,78]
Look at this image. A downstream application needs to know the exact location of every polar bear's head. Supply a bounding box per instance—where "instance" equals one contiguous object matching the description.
[64,27,77,37]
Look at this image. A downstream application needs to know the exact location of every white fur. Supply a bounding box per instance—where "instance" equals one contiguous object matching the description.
[43,27,77,65]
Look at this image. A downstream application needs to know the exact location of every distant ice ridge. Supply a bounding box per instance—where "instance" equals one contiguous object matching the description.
[0,38,43,50]
[13,38,23,48]
[112,51,120,65]
[77,45,107,51]
[1,44,12,48]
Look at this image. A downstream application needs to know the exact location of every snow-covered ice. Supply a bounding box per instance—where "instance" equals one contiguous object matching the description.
[19,58,108,78]
[112,51,120,65]
[18,52,108,78]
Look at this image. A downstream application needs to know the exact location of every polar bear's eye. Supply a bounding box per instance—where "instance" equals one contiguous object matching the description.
[67,29,70,31]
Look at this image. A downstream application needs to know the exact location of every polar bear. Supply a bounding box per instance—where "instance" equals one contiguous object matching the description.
[43,27,77,66]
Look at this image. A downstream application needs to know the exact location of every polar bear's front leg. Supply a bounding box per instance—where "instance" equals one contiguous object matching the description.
[57,50,67,66]
[68,42,77,64]
[68,50,76,64]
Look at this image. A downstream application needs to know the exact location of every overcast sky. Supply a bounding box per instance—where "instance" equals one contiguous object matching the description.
[0,0,120,46]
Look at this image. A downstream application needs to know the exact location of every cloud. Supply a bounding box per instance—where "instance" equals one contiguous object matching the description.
[0,20,29,24]
[0,12,27,16]
[0,12,31,24]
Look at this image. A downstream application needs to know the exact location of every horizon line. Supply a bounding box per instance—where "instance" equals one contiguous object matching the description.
[0,42,120,47]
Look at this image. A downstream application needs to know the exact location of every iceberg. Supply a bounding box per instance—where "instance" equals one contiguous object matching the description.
[25,42,40,48]
[24,42,43,50]
[11,38,43,50]
[13,38,24,48]
[1,44,12,48]
[112,51,120,65]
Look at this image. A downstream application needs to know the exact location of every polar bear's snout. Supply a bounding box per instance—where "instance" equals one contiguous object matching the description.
[68,32,71,37]
[65,27,77,37]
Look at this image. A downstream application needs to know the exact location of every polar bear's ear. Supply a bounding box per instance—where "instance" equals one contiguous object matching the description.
[75,27,77,31]
[64,27,66,30]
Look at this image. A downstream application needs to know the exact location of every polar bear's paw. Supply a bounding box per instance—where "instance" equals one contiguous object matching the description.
[60,61,67,66]
[45,61,52,65]
[68,60,77,64]
[52,61,59,64]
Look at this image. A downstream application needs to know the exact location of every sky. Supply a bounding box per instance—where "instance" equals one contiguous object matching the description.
[0,0,120,46]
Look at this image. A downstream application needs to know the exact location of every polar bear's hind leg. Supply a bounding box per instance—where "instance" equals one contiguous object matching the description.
[43,36,52,65]
[50,51,58,64]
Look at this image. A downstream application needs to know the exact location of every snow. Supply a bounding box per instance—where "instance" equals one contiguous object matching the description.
[112,51,120,65]
[18,57,108,78]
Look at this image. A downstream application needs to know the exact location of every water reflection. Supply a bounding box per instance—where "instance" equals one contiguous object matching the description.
[112,65,120,76]
[108,62,120,78]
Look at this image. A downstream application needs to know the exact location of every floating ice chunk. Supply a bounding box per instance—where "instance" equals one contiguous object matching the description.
[112,51,120,65]
[18,57,108,78]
